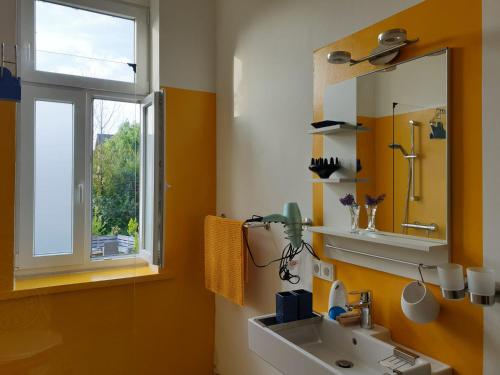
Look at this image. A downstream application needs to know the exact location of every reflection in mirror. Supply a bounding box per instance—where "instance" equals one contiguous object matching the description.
[356,50,448,240]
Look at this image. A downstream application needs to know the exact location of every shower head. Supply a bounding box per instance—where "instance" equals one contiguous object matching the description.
[388,143,409,156]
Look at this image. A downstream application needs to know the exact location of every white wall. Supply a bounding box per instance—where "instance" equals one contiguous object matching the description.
[215,1,421,374]
[0,0,16,63]
[482,1,500,374]
[158,0,216,91]
[150,0,160,91]
[358,52,448,117]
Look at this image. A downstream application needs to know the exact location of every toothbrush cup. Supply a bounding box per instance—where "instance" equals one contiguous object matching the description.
[401,281,440,324]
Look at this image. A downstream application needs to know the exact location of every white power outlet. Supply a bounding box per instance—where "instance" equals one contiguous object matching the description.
[312,259,321,277]
[320,262,334,282]
[312,259,335,282]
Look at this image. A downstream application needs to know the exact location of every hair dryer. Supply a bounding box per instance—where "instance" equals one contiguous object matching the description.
[261,202,304,249]
[244,202,318,283]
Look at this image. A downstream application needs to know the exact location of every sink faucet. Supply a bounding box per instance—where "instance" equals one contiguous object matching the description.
[346,290,373,329]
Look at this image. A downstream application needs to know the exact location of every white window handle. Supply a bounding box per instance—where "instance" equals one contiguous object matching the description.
[78,183,84,204]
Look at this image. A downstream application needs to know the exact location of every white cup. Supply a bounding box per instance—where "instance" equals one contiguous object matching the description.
[401,281,440,324]
[467,267,496,296]
[437,263,465,291]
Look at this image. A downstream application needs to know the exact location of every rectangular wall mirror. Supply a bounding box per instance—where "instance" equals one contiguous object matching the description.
[355,49,448,241]
[319,48,449,255]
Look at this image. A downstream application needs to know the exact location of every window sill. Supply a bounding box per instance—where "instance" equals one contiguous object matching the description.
[0,266,174,301]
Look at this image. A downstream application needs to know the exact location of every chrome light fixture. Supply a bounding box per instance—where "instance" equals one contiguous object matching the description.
[327,51,352,64]
[378,28,408,46]
[327,28,419,66]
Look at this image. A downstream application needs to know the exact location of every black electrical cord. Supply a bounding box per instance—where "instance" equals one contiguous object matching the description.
[242,221,320,284]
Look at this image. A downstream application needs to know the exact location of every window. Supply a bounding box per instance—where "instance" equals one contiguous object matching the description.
[16,0,163,274]
[34,100,74,256]
[35,1,136,83]
[91,99,141,260]
[17,86,86,270]
[19,0,149,94]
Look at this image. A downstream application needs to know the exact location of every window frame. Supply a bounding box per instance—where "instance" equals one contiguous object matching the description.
[85,91,148,267]
[16,83,87,270]
[139,91,164,267]
[16,85,156,275]
[18,0,150,95]
[15,0,163,276]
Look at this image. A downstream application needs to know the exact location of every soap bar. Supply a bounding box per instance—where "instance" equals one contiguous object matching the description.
[337,311,361,326]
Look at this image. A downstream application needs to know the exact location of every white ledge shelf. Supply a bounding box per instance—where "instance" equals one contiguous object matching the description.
[308,124,369,135]
[308,226,447,252]
[309,177,368,184]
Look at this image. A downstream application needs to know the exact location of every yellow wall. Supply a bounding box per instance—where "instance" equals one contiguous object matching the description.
[356,115,395,232]
[0,101,15,292]
[357,109,447,239]
[313,1,482,374]
[0,87,216,374]
[393,109,447,239]
[355,116,377,230]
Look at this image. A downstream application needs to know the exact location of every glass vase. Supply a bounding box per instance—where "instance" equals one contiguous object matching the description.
[348,204,360,233]
[365,204,378,232]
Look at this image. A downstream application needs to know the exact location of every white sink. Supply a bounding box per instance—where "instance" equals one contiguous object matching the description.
[248,313,451,375]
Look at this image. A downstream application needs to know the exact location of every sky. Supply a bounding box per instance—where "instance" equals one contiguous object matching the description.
[35,0,136,82]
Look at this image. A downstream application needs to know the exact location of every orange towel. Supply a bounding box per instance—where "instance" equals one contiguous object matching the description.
[204,215,246,306]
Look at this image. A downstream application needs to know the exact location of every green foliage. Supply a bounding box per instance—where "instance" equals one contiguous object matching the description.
[127,217,139,236]
[128,218,139,252]
[92,215,106,235]
[92,122,140,236]
[133,233,139,252]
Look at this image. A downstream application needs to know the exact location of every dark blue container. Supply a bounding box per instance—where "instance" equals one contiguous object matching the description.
[292,289,313,320]
[275,291,298,323]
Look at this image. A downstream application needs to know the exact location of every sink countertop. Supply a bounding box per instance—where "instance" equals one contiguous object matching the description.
[249,312,452,375]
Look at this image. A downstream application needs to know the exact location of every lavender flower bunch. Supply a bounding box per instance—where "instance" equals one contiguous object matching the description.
[339,193,357,207]
[365,194,386,206]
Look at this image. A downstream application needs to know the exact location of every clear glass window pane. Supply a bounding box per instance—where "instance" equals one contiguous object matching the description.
[35,0,136,82]
[91,99,140,259]
[34,100,74,256]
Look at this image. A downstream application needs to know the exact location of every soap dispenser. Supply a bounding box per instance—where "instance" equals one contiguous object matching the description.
[328,280,347,319]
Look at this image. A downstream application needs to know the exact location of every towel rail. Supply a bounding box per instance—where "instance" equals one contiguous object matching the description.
[242,217,313,231]
[401,222,438,232]
[243,222,271,230]
[325,244,437,270]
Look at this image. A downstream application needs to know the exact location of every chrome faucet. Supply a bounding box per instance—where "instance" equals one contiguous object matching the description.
[346,290,373,329]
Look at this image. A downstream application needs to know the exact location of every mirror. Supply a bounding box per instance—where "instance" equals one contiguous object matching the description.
[355,50,448,240]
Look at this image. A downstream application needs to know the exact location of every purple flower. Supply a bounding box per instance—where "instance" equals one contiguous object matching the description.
[339,193,357,206]
[365,194,386,206]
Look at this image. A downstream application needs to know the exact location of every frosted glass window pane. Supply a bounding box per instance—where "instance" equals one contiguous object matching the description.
[35,0,136,82]
[34,101,74,256]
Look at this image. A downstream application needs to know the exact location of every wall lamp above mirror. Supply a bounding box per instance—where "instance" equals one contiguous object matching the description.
[327,29,419,66]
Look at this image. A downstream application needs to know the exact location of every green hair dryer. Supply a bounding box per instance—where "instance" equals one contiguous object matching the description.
[262,202,305,249]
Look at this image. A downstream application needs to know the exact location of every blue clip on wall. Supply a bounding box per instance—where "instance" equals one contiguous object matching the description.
[1,43,21,102]
[0,67,21,102]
